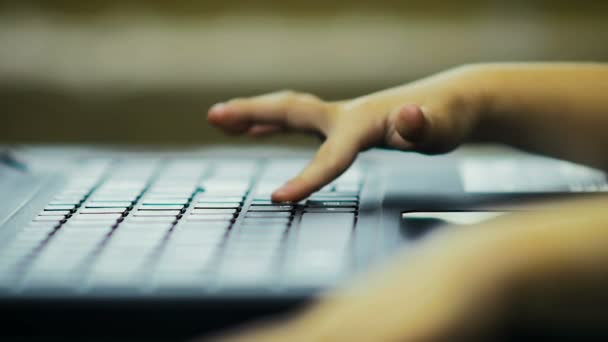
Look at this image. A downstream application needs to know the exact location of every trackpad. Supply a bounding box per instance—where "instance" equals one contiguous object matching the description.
[400,211,506,239]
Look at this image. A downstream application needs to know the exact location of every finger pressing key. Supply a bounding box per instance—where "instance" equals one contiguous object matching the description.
[272,129,361,202]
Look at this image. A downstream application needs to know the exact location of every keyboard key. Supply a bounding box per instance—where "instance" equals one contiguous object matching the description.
[148,185,195,191]
[142,199,189,205]
[328,191,359,197]
[304,207,357,213]
[138,204,184,211]
[306,200,357,208]
[133,210,181,217]
[241,217,290,225]
[184,215,234,222]
[168,234,225,246]
[237,225,286,235]
[38,210,71,217]
[44,205,76,211]
[198,196,243,203]
[86,201,133,208]
[202,190,247,197]
[146,192,193,198]
[193,203,240,209]
[63,221,115,228]
[230,236,284,247]
[80,207,127,214]
[171,225,226,235]
[144,193,192,198]
[249,200,274,205]
[238,224,288,230]
[127,217,177,224]
[33,215,66,222]
[48,200,81,206]
[58,226,112,234]
[23,222,59,230]
[178,222,231,230]
[245,211,292,218]
[112,229,167,240]
[89,196,138,202]
[94,190,141,196]
[223,244,280,259]
[71,214,123,221]
[309,195,358,202]
[157,247,217,269]
[202,183,247,191]
[248,205,293,212]
[53,195,86,201]
[201,182,248,192]
[120,223,174,231]
[335,184,360,192]
[191,208,237,215]
[12,231,52,241]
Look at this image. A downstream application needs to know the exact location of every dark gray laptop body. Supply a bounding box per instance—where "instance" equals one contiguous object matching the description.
[1,145,605,338]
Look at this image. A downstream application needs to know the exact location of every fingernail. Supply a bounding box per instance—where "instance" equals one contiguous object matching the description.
[210,102,226,114]
[272,183,296,201]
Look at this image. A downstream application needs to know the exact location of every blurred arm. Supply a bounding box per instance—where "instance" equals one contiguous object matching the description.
[211,196,608,341]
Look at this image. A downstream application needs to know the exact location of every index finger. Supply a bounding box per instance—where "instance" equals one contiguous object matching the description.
[272,128,361,202]
[208,90,331,135]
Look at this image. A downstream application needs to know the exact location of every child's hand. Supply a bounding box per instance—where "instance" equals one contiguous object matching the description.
[208,65,485,202]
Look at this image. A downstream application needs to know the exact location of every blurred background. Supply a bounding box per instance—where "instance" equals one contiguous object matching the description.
[1,1,607,146]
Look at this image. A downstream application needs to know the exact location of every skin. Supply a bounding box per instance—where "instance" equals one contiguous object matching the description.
[204,63,608,340]
[208,62,608,202]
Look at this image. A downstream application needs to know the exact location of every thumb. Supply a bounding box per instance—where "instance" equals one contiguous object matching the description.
[394,104,464,154]
[394,104,429,144]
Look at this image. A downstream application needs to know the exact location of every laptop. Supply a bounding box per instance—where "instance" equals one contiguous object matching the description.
[1,144,606,338]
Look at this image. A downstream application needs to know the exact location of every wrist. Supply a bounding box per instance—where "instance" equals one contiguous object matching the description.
[428,64,496,145]
[449,64,505,144]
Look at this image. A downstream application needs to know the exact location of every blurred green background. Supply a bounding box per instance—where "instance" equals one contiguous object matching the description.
[1,1,607,146]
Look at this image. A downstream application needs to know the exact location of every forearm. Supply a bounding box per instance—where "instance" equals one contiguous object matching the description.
[470,63,608,171]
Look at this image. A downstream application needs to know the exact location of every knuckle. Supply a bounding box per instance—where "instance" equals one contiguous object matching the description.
[318,102,342,131]
[298,92,322,104]
[276,90,329,131]
[274,90,298,113]
[278,89,322,105]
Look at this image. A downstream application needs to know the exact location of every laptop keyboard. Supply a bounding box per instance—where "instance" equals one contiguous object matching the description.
[0,158,364,293]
